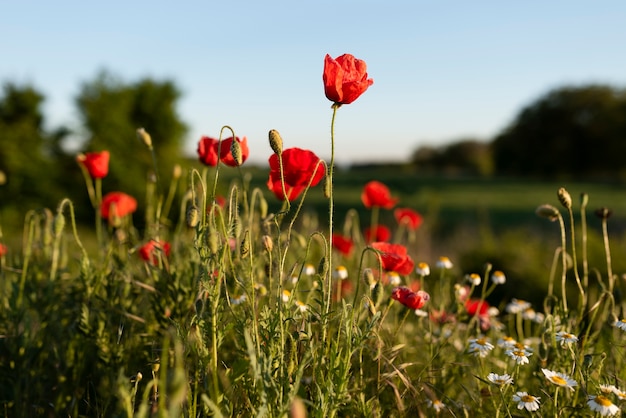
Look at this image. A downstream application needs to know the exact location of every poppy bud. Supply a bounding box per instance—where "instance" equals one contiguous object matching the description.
[580,193,588,207]
[53,212,66,238]
[262,235,273,252]
[230,138,243,166]
[595,207,612,220]
[535,204,560,222]
[317,256,328,276]
[186,205,199,228]
[136,128,152,148]
[557,187,572,209]
[323,176,331,199]
[240,232,250,258]
[268,129,283,155]
[172,164,182,180]
[259,196,268,219]
[208,231,219,254]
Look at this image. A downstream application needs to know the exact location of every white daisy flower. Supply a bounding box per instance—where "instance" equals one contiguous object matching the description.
[333,265,348,280]
[541,368,578,391]
[426,399,446,412]
[415,262,430,276]
[506,348,532,365]
[497,336,517,348]
[304,263,316,276]
[436,256,453,269]
[505,298,531,314]
[612,387,626,400]
[588,395,620,416]
[414,309,428,317]
[230,294,247,305]
[467,273,481,286]
[295,300,308,312]
[468,337,494,358]
[386,271,401,286]
[487,373,513,386]
[600,384,618,395]
[614,319,626,331]
[512,392,541,412]
[282,289,291,303]
[491,270,506,284]
[555,331,578,347]
[521,307,537,321]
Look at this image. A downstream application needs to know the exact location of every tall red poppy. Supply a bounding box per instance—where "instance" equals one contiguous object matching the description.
[139,240,171,265]
[197,136,249,167]
[101,192,138,220]
[361,181,398,209]
[77,151,110,179]
[0,243,7,257]
[364,225,391,243]
[394,208,423,230]
[332,234,354,256]
[267,148,325,201]
[369,242,414,275]
[391,287,430,310]
[323,54,374,105]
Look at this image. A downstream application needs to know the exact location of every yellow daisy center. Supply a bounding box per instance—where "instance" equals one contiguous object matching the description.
[550,375,567,386]
[595,395,612,407]
[521,395,535,403]
[513,350,525,357]
[476,338,487,345]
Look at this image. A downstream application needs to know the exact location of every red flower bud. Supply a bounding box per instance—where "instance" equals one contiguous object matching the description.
[77,151,110,179]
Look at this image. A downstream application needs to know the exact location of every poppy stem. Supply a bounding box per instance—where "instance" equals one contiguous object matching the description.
[326,104,339,305]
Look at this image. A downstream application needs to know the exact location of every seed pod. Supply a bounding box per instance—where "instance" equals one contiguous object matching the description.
[268,129,283,155]
[557,187,572,209]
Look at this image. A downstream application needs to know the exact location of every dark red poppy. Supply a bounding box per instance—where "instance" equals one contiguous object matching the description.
[267,147,325,201]
[323,54,374,105]
[364,225,391,243]
[100,192,138,220]
[361,181,398,209]
[0,243,7,256]
[139,240,171,265]
[77,151,110,179]
[369,242,414,275]
[197,136,220,166]
[332,234,354,256]
[391,286,430,310]
[465,299,490,317]
[394,208,423,230]
[220,136,249,167]
[198,136,249,167]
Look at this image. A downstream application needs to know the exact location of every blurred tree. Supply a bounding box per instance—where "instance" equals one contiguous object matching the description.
[491,85,626,179]
[75,71,188,207]
[411,139,493,176]
[0,83,69,213]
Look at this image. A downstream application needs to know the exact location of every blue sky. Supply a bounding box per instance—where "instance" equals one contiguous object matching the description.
[2,1,626,165]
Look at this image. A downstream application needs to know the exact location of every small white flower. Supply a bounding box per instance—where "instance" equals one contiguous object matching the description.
[415,262,430,276]
[230,294,247,305]
[588,395,620,416]
[491,270,506,284]
[304,263,316,276]
[467,273,481,286]
[521,307,536,321]
[487,306,500,317]
[613,387,626,400]
[497,336,517,348]
[414,309,428,317]
[333,265,348,280]
[505,298,531,314]
[282,290,291,303]
[426,399,446,412]
[512,392,541,412]
[468,337,494,358]
[506,348,532,365]
[541,368,578,391]
[487,373,513,386]
[436,256,453,269]
[555,331,579,347]
[614,319,626,331]
[295,300,308,312]
[386,271,401,286]
[600,384,618,395]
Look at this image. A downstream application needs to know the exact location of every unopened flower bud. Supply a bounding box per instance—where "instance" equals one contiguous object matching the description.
[230,139,243,166]
[259,196,268,219]
[557,187,572,209]
[317,257,328,276]
[323,176,331,199]
[580,193,588,207]
[208,231,219,254]
[363,268,376,288]
[136,128,152,148]
[595,207,613,220]
[240,232,250,258]
[172,164,182,180]
[53,212,66,237]
[268,129,283,155]
[535,204,560,222]
[136,372,143,382]
[186,205,199,228]
[262,235,273,252]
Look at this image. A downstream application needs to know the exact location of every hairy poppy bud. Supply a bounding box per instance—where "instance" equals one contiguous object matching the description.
[536,204,560,222]
[186,205,199,228]
[262,235,273,252]
[595,207,612,220]
[136,128,152,148]
[557,187,572,209]
[268,129,283,155]
[230,138,243,166]
[172,164,182,180]
[240,232,250,258]
[53,212,66,238]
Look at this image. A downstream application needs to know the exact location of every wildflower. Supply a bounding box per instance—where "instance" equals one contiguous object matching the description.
[364,225,391,243]
[391,287,430,310]
[415,262,430,277]
[221,136,249,167]
[467,273,481,286]
[468,337,494,358]
[254,283,267,296]
[465,299,492,331]
[197,136,221,166]
[304,264,316,276]
[498,336,517,348]
[139,240,171,265]
[541,369,577,391]
[0,243,7,257]
[505,298,531,314]
[267,148,325,201]
[323,53,373,105]
[588,395,620,416]
[268,129,283,155]
[536,204,560,221]
[415,309,428,317]
[332,234,354,256]
[386,271,402,287]
[333,265,348,280]
[370,242,414,275]
[394,208,423,230]
[614,319,626,331]
[282,290,291,303]
[491,270,506,284]
[100,192,137,220]
[612,387,626,400]
[197,136,249,167]
[512,392,541,412]
[436,256,453,269]
[487,373,513,386]
[77,150,110,179]
[426,399,445,413]
[295,301,308,312]
[506,348,533,365]
[230,294,247,305]
[361,181,398,209]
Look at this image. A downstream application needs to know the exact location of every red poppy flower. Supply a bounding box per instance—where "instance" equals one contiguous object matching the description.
[0,243,7,256]
[465,299,490,317]
[198,136,249,167]
[369,242,414,275]
[77,151,110,179]
[100,192,138,219]
[332,234,354,256]
[323,54,374,105]
[394,208,423,230]
[139,240,171,265]
[267,147,325,201]
[361,181,398,209]
[364,225,391,243]
[391,286,430,310]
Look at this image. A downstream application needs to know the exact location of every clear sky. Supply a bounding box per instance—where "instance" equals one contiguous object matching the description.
[2,1,626,165]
